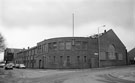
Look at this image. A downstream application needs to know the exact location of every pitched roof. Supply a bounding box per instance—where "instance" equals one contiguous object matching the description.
[101,29,126,48]
[128,48,135,59]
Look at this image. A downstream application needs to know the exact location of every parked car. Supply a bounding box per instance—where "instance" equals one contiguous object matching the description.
[18,64,26,69]
[0,63,5,68]
[4,63,14,70]
[15,64,20,68]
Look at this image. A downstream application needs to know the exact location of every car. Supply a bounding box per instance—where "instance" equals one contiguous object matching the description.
[0,63,5,68]
[19,64,26,69]
[4,63,14,70]
[15,64,20,68]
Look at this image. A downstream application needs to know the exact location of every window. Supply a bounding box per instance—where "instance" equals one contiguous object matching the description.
[82,42,88,50]
[60,56,63,63]
[48,43,52,50]
[53,42,57,50]
[35,48,37,54]
[42,44,45,53]
[100,52,106,60]
[28,50,31,56]
[48,42,57,50]
[108,52,116,60]
[118,53,123,60]
[59,42,65,50]
[38,45,42,53]
[49,56,51,62]
[41,45,43,53]
[75,41,81,50]
[67,56,70,62]
[54,56,56,62]
[32,49,34,55]
[45,44,48,52]
[84,56,87,62]
[77,56,80,62]
[66,42,72,50]
[108,44,116,60]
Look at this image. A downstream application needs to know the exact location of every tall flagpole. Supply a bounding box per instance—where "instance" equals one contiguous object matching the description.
[72,13,74,37]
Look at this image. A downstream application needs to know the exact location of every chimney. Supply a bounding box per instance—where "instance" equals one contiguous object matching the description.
[28,47,30,49]
[104,30,107,33]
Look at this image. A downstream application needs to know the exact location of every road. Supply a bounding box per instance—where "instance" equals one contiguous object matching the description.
[1,66,135,83]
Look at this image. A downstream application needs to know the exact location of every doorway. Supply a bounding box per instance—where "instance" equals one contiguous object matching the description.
[91,58,98,68]
[39,60,42,69]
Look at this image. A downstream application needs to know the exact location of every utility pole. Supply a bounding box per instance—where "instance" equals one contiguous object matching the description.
[98,25,105,68]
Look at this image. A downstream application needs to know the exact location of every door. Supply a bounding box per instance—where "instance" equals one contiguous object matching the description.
[39,60,41,69]
[91,58,98,68]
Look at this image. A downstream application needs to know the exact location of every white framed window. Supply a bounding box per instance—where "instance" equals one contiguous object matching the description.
[66,42,72,50]
[59,42,65,50]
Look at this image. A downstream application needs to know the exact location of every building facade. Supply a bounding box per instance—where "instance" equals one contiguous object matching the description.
[128,48,135,64]
[10,29,128,69]
[14,46,37,68]
[4,48,22,63]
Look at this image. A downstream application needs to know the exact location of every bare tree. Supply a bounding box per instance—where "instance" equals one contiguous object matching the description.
[0,33,5,53]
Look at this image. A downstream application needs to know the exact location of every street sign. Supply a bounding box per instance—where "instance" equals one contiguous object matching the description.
[94,53,98,55]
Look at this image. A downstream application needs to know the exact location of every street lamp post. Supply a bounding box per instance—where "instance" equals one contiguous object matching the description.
[98,25,105,68]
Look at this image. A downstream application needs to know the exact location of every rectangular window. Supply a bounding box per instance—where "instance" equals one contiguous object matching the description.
[59,42,65,50]
[60,56,63,63]
[38,45,42,53]
[48,43,52,50]
[42,44,45,53]
[84,56,87,62]
[82,42,88,50]
[118,53,123,60]
[49,56,51,62]
[66,42,72,50]
[75,41,81,50]
[31,49,33,55]
[44,44,46,52]
[45,44,48,52]
[77,56,80,62]
[53,56,56,62]
[35,48,37,54]
[53,42,57,50]
[100,52,106,60]
[115,53,118,60]
[33,49,34,55]
[108,52,116,60]
[67,56,70,62]
[41,45,43,53]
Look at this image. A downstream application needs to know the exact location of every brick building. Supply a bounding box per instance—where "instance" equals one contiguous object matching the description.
[14,46,37,68]
[128,48,135,64]
[4,48,22,63]
[12,29,128,69]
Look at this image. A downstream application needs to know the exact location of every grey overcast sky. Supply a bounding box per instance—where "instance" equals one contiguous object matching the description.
[0,0,135,60]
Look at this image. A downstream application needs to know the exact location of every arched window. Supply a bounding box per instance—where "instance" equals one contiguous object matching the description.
[108,44,116,60]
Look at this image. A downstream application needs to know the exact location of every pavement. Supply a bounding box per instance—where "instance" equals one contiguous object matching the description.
[108,65,135,82]
[12,69,77,78]
[1,65,135,83]
[109,71,135,82]
[64,65,135,83]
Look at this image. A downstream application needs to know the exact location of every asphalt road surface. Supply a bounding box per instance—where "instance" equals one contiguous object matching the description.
[1,66,135,83]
